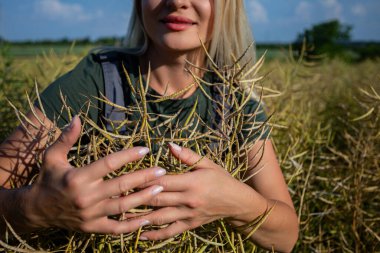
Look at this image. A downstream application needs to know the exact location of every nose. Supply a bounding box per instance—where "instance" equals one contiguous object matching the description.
[166,0,189,10]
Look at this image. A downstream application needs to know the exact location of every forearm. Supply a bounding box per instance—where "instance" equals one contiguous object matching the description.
[0,187,39,236]
[229,188,299,253]
[0,109,57,188]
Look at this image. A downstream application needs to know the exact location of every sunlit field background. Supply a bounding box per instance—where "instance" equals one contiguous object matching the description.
[1,27,379,252]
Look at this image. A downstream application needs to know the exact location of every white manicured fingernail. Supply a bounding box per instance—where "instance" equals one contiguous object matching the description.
[140,220,151,227]
[151,186,164,196]
[169,142,182,152]
[140,236,148,241]
[138,147,150,156]
[155,168,166,177]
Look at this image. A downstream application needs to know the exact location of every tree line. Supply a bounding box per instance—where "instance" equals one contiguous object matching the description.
[293,19,380,61]
[0,36,124,46]
[1,20,380,62]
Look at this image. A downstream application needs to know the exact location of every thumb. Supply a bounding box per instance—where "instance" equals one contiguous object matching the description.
[168,142,214,169]
[44,116,81,164]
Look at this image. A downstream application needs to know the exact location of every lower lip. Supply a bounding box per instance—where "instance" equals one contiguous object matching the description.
[163,22,193,31]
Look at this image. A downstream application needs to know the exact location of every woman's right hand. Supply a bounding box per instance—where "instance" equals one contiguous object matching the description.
[24,116,165,234]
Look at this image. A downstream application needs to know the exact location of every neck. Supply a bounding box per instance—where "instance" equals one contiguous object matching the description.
[139,45,205,98]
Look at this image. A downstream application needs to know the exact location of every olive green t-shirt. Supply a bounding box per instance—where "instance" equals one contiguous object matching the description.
[37,49,269,148]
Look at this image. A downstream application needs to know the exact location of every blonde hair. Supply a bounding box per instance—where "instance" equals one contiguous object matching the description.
[125,0,256,69]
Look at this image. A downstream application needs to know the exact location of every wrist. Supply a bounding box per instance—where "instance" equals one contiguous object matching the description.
[1,186,45,235]
[22,185,51,231]
[227,185,269,227]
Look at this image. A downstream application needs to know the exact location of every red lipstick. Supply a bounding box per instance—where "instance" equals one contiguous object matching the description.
[161,15,196,31]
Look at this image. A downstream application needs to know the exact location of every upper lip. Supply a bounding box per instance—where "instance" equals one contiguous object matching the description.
[161,15,196,24]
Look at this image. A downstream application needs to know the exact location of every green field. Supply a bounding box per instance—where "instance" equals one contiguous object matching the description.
[3,43,286,60]
[4,44,94,58]
[0,45,379,252]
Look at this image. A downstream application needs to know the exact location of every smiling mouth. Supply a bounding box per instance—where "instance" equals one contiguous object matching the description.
[160,16,196,31]
[161,16,196,25]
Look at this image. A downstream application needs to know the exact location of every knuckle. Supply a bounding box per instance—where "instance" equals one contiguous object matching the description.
[162,179,170,189]
[63,171,81,192]
[187,197,201,209]
[143,172,153,184]
[118,200,129,214]
[78,210,91,222]
[150,195,161,206]
[103,156,115,172]
[155,178,168,189]
[188,209,198,219]
[153,216,165,226]
[118,179,130,194]
[73,195,87,210]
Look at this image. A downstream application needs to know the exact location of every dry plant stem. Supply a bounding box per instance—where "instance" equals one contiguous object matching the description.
[1,43,379,251]
[0,43,302,252]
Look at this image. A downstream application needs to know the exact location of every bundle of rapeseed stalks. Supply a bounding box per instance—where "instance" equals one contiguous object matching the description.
[3,47,273,253]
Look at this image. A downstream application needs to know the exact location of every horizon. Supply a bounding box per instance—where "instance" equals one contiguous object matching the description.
[4,37,380,45]
[1,0,379,43]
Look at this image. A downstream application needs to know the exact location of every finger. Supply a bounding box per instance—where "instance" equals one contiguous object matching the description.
[140,207,190,227]
[148,192,185,207]
[168,143,215,169]
[81,217,151,235]
[76,146,150,182]
[43,116,81,166]
[139,174,190,192]
[140,220,191,241]
[85,167,166,205]
[90,185,164,218]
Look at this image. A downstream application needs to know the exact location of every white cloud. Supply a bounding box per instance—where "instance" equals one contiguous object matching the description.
[35,0,103,22]
[247,0,268,23]
[320,0,343,19]
[321,0,337,7]
[295,2,314,21]
[351,4,367,17]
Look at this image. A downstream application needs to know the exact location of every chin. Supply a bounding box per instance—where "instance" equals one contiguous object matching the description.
[158,32,203,49]
[158,45,197,54]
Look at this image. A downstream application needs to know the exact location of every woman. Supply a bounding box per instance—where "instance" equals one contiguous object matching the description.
[0,0,299,252]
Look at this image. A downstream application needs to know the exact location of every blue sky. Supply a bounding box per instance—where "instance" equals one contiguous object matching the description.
[1,0,379,43]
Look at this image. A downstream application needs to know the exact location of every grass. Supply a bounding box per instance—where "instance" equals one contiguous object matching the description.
[0,46,83,141]
[0,44,379,252]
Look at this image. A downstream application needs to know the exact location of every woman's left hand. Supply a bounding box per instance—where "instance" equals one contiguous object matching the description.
[139,142,256,241]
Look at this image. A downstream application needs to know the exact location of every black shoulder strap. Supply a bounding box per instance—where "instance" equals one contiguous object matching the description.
[98,53,126,132]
